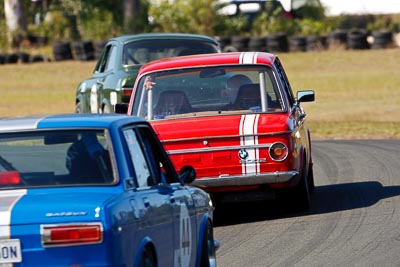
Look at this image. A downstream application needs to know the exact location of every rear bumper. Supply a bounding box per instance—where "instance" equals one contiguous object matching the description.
[191,171,298,189]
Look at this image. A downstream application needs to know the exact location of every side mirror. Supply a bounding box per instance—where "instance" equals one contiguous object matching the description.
[297,90,315,103]
[115,103,128,114]
[179,165,196,184]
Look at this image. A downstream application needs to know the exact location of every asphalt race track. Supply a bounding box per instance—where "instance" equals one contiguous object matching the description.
[214,139,400,267]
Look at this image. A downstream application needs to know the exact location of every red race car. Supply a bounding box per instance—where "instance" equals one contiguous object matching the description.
[122,52,315,210]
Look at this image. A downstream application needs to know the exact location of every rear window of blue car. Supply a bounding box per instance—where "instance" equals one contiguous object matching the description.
[0,130,115,189]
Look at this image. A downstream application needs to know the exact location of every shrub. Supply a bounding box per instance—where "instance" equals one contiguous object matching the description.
[251,7,300,36]
[297,18,332,36]
[149,0,225,36]
[367,15,400,32]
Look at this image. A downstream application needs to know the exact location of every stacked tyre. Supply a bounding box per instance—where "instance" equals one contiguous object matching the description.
[266,33,289,53]
[53,41,73,61]
[248,37,267,52]
[289,36,307,52]
[222,36,250,52]
[73,41,95,61]
[347,29,370,50]
[371,31,393,49]
[306,35,328,51]
[216,36,231,52]
[328,30,347,49]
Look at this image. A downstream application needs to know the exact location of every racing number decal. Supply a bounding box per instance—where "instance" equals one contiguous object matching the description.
[174,202,192,267]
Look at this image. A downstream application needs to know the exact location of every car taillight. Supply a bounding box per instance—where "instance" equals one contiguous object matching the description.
[0,171,21,185]
[269,142,288,162]
[122,88,133,96]
[41,223,103,247]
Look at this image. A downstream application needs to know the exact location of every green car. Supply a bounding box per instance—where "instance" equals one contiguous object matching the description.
[75,33,220,114]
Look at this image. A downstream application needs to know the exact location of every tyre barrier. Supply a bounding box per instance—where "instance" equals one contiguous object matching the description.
[0,52,48,64]
[30,54,46,63]
[73,41,95,61]
[347,29,370,50]
[230,36,250,51]
[0,53,5,64]
[1,29,397,66]
[306,35,328,51]
[17,52,30,64]
[53,41,73,61]
[94,40,107,59]
[266,33,289,53]
[222,45,239,52]
[289,36,307,52]
[216,36,231,51]
[5,53,19,64]
[371,31,393,49]
[328,30,347,49]
[248,37,267,52]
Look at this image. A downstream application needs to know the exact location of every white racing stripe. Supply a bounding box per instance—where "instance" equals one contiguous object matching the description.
[0,189,27,238]
[239,52,259,64]
[239,114,260,175]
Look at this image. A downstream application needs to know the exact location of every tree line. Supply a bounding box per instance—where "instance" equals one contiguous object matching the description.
[3,0,396,52]
[2,0,149,49]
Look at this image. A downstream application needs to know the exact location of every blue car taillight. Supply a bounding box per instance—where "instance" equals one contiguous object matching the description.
[41,223,103,247]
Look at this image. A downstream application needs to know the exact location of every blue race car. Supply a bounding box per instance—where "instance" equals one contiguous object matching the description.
[0,114,218,267]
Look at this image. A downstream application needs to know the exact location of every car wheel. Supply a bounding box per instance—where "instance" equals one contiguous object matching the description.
[200,220,217,267]
[139,247,157,267]
[75,102,82,114]
[307,163,315,194]
[292,160,311,211]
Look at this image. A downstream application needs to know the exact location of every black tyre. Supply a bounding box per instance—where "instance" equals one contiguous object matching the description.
[31,54,45,63]
[328,30,347,49]
[0,53,5,64]
[307,163,315,194]
[347,29,370,50]
[53,41,73,61]
[222,45,238,52]
[248,37,267,51]
[231,36,250,51]
[18,52,30,63]
[295,160,311,211]
[200,220,217,267]
[266,33,289,53]
[139,247,157,267]
[289,36,307,52]
[5,53,19,64]
[372,31,393,49]
[73,41,95,61]
[216,36,231,51]
[306,35,328,51]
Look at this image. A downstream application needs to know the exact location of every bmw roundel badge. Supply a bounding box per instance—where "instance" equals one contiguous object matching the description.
[238,149,248,159]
